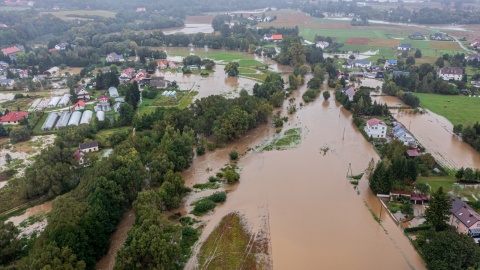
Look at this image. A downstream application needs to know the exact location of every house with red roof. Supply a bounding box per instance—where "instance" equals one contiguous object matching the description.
[73,100,86,111]
[158,60,168,70]
[272,34,283,42]
[0,111,28,125]
[1,46,21,59]
[364,118,387,139]
[0,24,7,28]
[168,61,177,69]
[136,7,146,12]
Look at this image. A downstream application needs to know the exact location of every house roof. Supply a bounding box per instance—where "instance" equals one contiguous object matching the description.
[0,111,28,122]
[72,149,84,159]
[440,67,463,75]
[411,32,423,36]
[272,34,283,40]
[79,141,98,150]
[98,95,109,101]
[74,100,85,107]
[392,71,410,77]
[386,59,397,64]
[399,43,412,48]
[390,190,412,196]
[406,149,420,157]
[366,118,386,127]
[355,59,371,65]
[451,197,480,228]
[1,46,20,55]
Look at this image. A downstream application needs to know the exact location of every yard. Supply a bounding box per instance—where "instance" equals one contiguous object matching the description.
[416,176,456,193]
[415,93,480,127]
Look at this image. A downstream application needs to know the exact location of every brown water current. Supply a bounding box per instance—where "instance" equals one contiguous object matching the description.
[184,83,425,269]
[374,95,480,169]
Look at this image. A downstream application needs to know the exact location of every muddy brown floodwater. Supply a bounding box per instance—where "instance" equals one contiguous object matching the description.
[184,81,425,269]
[374,95,480,169]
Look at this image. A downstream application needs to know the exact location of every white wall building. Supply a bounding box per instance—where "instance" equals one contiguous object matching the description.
[439,67,463,81]
[364,118,387,139]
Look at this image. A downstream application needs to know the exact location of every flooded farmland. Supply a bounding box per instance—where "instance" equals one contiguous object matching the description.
[374,95,480,169]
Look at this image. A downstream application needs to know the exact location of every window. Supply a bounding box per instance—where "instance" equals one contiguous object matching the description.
[456,218,460,224]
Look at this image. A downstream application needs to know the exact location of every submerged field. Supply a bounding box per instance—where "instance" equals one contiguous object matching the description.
[415,93,480,127]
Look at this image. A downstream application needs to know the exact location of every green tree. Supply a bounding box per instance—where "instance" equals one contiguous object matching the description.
[414,49,422,58]
[369,160,392,194]
[323,91,330,100]
[0,222,25,265]
[421,230,480,270]
[464,167,476,182]
[288,74,298,90]
[288,43,306,66]
[455,167,465,181]
[119,103,135,126]
[406,56,416,65]
[424,187,451,231]
[224,62,239,77]
[229,150,239,160]
[435,57,445,68]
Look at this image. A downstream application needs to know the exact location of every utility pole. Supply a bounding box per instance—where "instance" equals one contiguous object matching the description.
[346,163,353,179]
[342,127,345,140]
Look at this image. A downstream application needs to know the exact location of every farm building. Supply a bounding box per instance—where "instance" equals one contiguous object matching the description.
[41,112,59,131]
[109,86,119,97]
[397,44,412,51]
[47,96,61,108]
[55,111,71,129]
[58,94,71,107]
[67,111,82,126]
[80,110,93,125]
[73,100,86,111]
[97,111,105,121]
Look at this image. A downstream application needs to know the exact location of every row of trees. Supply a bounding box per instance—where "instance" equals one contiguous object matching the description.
[453,122,480,153]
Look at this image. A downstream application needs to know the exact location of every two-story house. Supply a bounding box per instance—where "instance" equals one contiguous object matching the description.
[364,118,387,139]
[439,67,463,81]
[450,197,480,237]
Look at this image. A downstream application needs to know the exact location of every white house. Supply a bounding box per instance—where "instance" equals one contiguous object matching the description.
[79,141,99,152]
[439,67,463,81]
[354,59,372,68]
[364,118,387,139]
[316,41,330,49]
[397,43,412,51]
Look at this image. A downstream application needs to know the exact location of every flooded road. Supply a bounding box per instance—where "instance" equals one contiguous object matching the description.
[375,95,480,169]
[184,84,425,269]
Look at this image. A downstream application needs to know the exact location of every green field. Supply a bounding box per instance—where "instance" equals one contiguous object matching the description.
[301,28,389,43]
[41,10,117,20]
[417,176,456,193]
[415,93,480,126]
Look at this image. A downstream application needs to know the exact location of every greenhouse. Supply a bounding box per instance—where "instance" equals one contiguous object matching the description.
[55,111,71,129]
[80,110,93,125]
[47,96,61,108]
[96,111,105,121]
[41,112,59,131]
[108,86,119,97]
[67,111,82,126]
[57,94,71,107]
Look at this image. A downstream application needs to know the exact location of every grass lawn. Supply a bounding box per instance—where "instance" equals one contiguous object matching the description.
[417,176,456,193]
[41,10,117,20]
[238,67,257,74]
[415,93,480,126]
[301,28,386,43]
[237,59,263,67]
[198,213,259,269]
[95,127,131,143]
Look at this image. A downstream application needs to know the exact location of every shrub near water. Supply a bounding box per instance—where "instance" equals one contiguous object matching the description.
[302,89,321,103]
[229,150,239,160]
[192,192,227,216]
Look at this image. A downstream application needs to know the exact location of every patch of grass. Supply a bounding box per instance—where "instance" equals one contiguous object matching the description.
[263,128,302,151]
[240,73,267,82]
[41,10,117,21]
[19,212,48,228]
[192,182,220,190]
[238,59,263,67]
[191,192,227,216]
[198,213,259,269]
[95,127,131,144]
[178,91,198,109]
[417,176,456,193]
[415,93,480,126]
[239,67,257,74]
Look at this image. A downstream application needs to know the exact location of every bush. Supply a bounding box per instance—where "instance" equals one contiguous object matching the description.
[207,141,217,151]
[196,145,205,156]
[302,89,320,103]
[223,168,240,183]
[208,191,227,203]
[229,150,238,160]
[192,199,216,215]
[13,94,24,99]
[9,126,30,143]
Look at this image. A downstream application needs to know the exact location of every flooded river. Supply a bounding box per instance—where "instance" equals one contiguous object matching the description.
[182,82,425,269]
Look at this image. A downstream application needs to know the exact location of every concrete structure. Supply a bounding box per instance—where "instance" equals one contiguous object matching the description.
[41,112,59,131]
[439,67,463,81]
[364,118,387,139]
